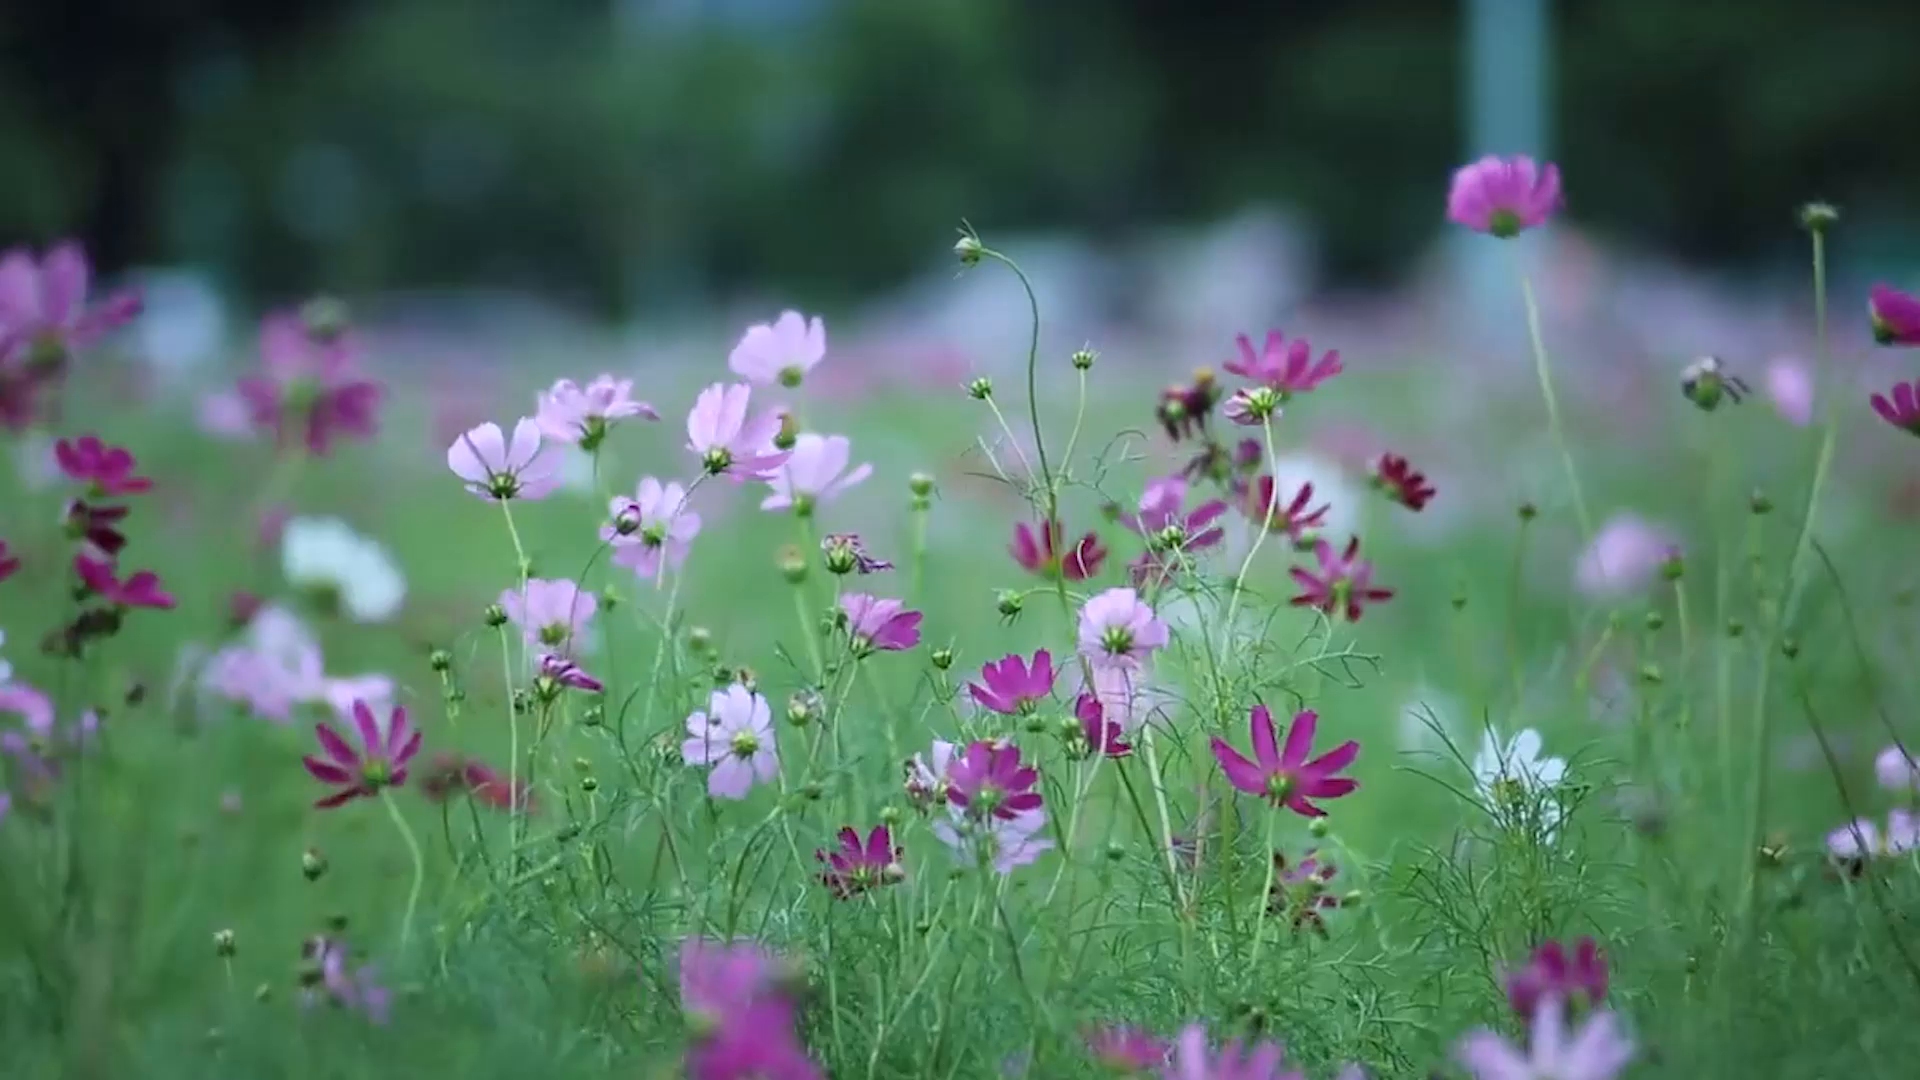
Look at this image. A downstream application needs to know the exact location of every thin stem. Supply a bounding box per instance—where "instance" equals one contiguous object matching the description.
[381,789,425,953]
[981,249,1056,508]
[1247,811,1280,967]
[1219,414,1280,661]
[1516,265,1594,546]
[498,626,521,868]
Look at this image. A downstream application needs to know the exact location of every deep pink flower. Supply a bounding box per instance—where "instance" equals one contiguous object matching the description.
[839,593,922,654]
[1076,693,1132,759]
[447,418,560,501]
[534,375,656,450]
[0,241,140,367]
[237,314,381,456]
[538,653,603,693]
[1224,330,1344,399]
[0,540,18,583]
[679,937,789,1025]
[1506,937,1609,1022]
[74,554,175,610]
[1011,519,1106,581]
[945,739,1042,820]
[685,382,790,481]
[729,310,827,387]
[1447,154,1563,237]
[762,433,871,513]
[677,937,820,1080]
[1869,284,1920,347]
[1084,1025,1168,1072]
[1163,1023,1301,1080]
[968,650,1057,715]
[1370,454,1435,511]
[1125,476,1228,552]
[1077,587,1169,669]
[681,684,779,800]
[1240,476,1330,541]
[300,700,422,809]
[687,1011,822,1080]
[1268,848,1345,935]
[1870,380,1920,437]
[1289,537,1393,623]
[1210,705,1359,817]
[501,578,597,654]
[816,824,903,899]
[930,805,1053,874]
[64,500,129,556]
[419,753,536,813]
[55,435,151,496]
[605,477,700,581]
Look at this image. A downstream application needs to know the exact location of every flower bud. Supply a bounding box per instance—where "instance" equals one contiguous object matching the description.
[300,295,351,342]
[1071,347,1097,371]
[581,704,605,727]
[1660,550,1685,581]
[483,603,508,629]
[213,929,237,957]
[1644,611,1665,632]
[930,646,954,671]
[1104,841,1126,861]
[773,412,799,452]
[954,232,984,267]
[687,625,713,653]
[801,782,825,801]
[734,666,758,694]
[1781,637,1800,660]
[967,377,993,401]
[880,805,904,826]
[1798,201,1840,233]
[787,690,822,728]
[580,776,599,793]
[1517,501,1538,522]
[995,590,1023,618]
[301,848,327,882]
[778,545,808,585]
[1749,489,1774,515]
[1638,662,1663,685]
[428,648,453,673]
[909,472,936,498]
[1307,817,1330,838]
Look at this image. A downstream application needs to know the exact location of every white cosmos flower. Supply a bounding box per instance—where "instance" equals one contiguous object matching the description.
[281,517,407,623]
[1472,728,1568,841]
[0,627,12,684]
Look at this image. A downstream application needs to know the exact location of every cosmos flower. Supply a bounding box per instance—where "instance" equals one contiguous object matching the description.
[968,650,1057,716]
[1083,1025,1168,1072]
[74,554,175,610]
[728,310,827,387]
[681,684,779,800]
[1077,588,1169,670]
[1447,155,1563,237]
[904,739,959,810]
[1455,996,1635,1080]
[1210,705,1360,818]
[1870,381,1920,437]
[931,805,1053,875]
[0,240,141,368]
[1506,938,1610,1021]
[280,516,406,623]
[1869,284,1920,347]
[839,593,922,654]
[500,579,597,655]
[815,824,903,899]
[237,313,381,456]
[1370,453,1436,511]
[447,418,560,501]
[605,477,701,581]
[686,382,790,481]
[1876,744,1919,792]
[1076,693,1132,759]
[0,540,18,584]
[820,532,892,575]
[1240,475,1331,542]
[945,740,1043,821]
[54,435,151,496]
[678,937,821,1080]
[761,433,871,514]
[1289,537,1394,622]
[1161,1023,1301,1080]
[300,700,422,809]
[534,375,656,450]
[1011,519,1106,581]
[1223,330,1344,399]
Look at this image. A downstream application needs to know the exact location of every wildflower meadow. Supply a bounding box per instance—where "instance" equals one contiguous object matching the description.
[5,158,1920,1079]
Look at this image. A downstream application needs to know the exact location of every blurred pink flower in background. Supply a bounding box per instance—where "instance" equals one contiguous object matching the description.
[237,313,382,456]
[1446,155,1562,237]
[1574,513,1679,599]
[728,310,826,387]
[1765,358,1813,426]
[197,390,256,440]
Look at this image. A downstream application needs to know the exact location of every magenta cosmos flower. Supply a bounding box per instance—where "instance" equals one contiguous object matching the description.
[1011,519,1106,581]
[604,477,701,581]
[1869,284,1920,347]
[1076,693,1132,759]
[501,578,597,654]
[1870,380,1920,437]
[537,653,603,694]
[1211,705,1359,818]
[686,382,790,481]
[1224,330,1344,402]
[448,418,560,501]
[839,593,922,654]
[74,553,175,610]
[238,313,381,456]
[816,824,904,899]
[1447,154,1563,238]
[1507,937,1609,1022]
[1371,454,1435,511]
[301,700,422,809]
[1241,476,1331,541]
[1078,587,1169,670]
[729,310,827,387]
[678,937,820,1080]
[1456,996,1635,1080]
[534,375,657,451]
[761,433,872,514]
[1290,537,1393,622]
[1163,1023,1301,1080]
[1084,1025,1169,1072]
[55,435,152,496]
[931,805,1053,875]
[968,649,1057,716]
[681,684,779,799]
[0,240,140,368]
[945,739,1043,820]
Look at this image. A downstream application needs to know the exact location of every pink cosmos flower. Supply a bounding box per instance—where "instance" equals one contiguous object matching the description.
[1455,996,1635,1080]
[538,653,604,694]
[301,936,392,1025]
[1268,848,1346,936]
[1077,588,1169,669]
[237,314,381,456]
[300,700,422,809]
[679,937,789,1027]
[1224,330,1344,399]
[197,389,255,440]
[604,477,700,581]
[678,938,820,1080]
[1011,519,1106,581]
[1076,662,1165,733]
[1876,744,1918,791]
[945,739,1043,820]
[0,241,140,365]
[447,418,560,501]
[1506,938,1610,1022]
[55,435,151,496]
[1764,359,1813,426]
[1241,476,1330,541]
[904,739,959,810]
[1869,284,1920,347]
[1371,454,1436,511]
[1289,537,1394,623]
[64,500,129,556]
[0,540,18,583]
[534,375,657,450]
[501,578,597,654]
[1076,693,1132,759]
[74,554,175,610]
[821,532,892,574]
[1573,514,1678,599]
[968,649,1057,716]
[1447,154,1563,237]
[839,593,922,654]
[1163,1023,1299,1080]
[931,805,1053,875]
[1870,380,1920,437]
[1828,810,1920,867]
[1123,477,1229,585]
[686,382,790,481]
[1210,705,1360,817]
[1084,1025,1168,1072]
[816,824,903,899]
[761,433,872,513]
[682,684,779,799]
[729,310,827,387]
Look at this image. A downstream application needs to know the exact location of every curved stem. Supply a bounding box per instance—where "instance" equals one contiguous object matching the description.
[1516,264,1594,546]
[381,789,425,953]
[1247,810,1281,968]
[983,250,1056,508]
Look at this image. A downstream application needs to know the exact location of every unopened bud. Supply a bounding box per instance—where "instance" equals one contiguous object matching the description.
[1341,889,1365,908]
[1517,502,1538,522]
[1727,618,1746,638]
[1798,201,1840,233]
[1105,841,1126,861]
[967,377,994,401]
[1749,489,1773,515]
[580,776,598,793]
[772,412,799,452]
[801,782,824,802]
[253,983,273,1003]
[557,822,581,842]
[581,704,605,727]
[428,648,453,673]
[1659,550,1685,581]
[1782,637,1800,660]
[778,545,808,585]
[1644,611,1665,632]
[483,603,508,629]
[787,690,821,728]
[879,805,904,826]
[930,646,954,671]
[213,929,236,957]
[909,472,936,498]
[996,590,1023,618]
[954,232,984,267]
[301,848,327,882]
[1639,662,1663,685]
[733,667,757,694]
[1307,817,1330,838]
[1070,347,1097,371]
[687,626,713,653]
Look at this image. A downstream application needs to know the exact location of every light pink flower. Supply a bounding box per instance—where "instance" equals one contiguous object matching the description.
[534,375,657,450]
[839,593,922,653]
[931,806,1053,875]
[761,433,871,513]
[1447,155,1563,238]
[500,579,597,654]
[0,240,140,363]
[728,310,826,387]
[1876,744,1918,792]
[1573,513,1678,599]
[236,313,381,456]
[1765,358,1813,426]
[686,383,790,481]
[197,390,256,439]
[447,418,560,501]
[1455,996,1635,1080]
[1076,587,1169,670]
[604,477,700,581]
[904,739,960,809]
[681,684,779,800]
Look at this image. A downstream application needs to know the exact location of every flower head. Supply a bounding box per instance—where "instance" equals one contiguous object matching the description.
[447,418,560,501]
[839,593,922,654]
[821,532,892,575]
[729,310,827,387]
[1370,454,1435,511]
[301,936,392,1025]
[1876,744,1918,792]
[0,241,140,370]
[300,700,422,809]
[1267,848,1345,936]
[1447,155,1562,237]
[686,383,790,481]
[64,500,128,556]
[678,937,820,1080]
[1224,330,1343,399]
[74,554,175,610]
[762,433,871,514]
[605,477,701,581]
[1574,514,1677,599]
[1455,996,1635,1080]
[904,740,959,810]
[681,684,779,799]
[1121,477,1228,579]
[1764,359,1813,426]
[55,435,151,496]
[931,805,1053,875]
[1077,588,1169,669]
[968,650,1057,716]
[1289,537,1393,622]
[1870,380,1920,437]
[945,739,1043,820]
[534,375,657,451]
[1869,284,1920,347]
[419,753,535,813]
[281,517,406,623]
[538,653,604,694]
[501,579,597,655]
[1506,938,1609,1022]
[1155,369,1221,442]
[1012,519,1106,581]
[1240,476,1330,541]
[237,313,381,456]
[1211,706,1359,817]
[1084,1025,1169,1072]
[1076,693,1133,759]
[816,824,903,899]
[1162,1023,1302,1080]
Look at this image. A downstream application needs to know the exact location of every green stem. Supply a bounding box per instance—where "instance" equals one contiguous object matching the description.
[381,789,425,953]
[498,626,521,869]
[1247,810,1281,967]
[1517,265,1594,546]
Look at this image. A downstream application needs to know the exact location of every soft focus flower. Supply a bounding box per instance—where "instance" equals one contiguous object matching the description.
[1155,369,1222,442]
[678,937,821,1080]
[201,605,391,725]
[931,806,1053,874]
[1077,588,1169,669]
[0,541,16,584]
[840,593,922,654]
[1076,662,1166,733]
[729,310,827,387]
[63,499,128,556]
[605,477,701,581]
[1828,810,1920,867]
[1876,744,1918,792]
[945,740,1043,820]
[1764,359,1813,426]
[1076,693,1133,759]
[300,700,422,809]
[448,418,560,501]
[1473,729,1569,841]
[1447,155,1563,238]
[682,684,779,800]
[821,532,892,574]
[904,739,959,810]
[301,936,392,1025]
[55,435,151,496]
[1267,848,1345,935]
[1869,283,1920,347]
[538,653,604,694]
[1210,705,1360,817]
[0,628,10,685]
[1506,938,1609,1021]
[686,382,790,481]
[534,375,656,451]
[968,650,1057,716]
[1573,514,1677,599]
[1240,475,1331,542]
[1455,996,1635,1080]
[762,433,872,513]
[501,579,597,655]
[1084,1025,1168,1072]
[1162,1023,1299,1080]
[1289,537,1394,622]
[1370,453,1435,511]
[816,824,903,899]
[281,517,406,623]
[74,554,175,610]
[419,753,535,813]
[1122,477,1228,585]
[1223,330,1343,399]
[237,313,381,455]
[1870,381,1920,437]
[1012,519,1106,581]
[0,241,140,366]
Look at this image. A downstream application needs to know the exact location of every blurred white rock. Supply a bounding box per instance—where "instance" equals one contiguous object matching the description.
[132,269,229,382]
[1137,207,1316,351]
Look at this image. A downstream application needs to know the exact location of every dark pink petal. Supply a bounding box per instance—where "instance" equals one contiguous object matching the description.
[1280,710,1320,768]
[1304,739,1360,777]
[1303,777,1358,799]
[302,756,354,784]
[1284,794,1327,818]
[351,699,381,752]
[314,722,361,769]
[393,727,423,770]
[384,705,412,759]
[314,788,361,810]
[1211,737,1265,795]
[1248,705,1281,771]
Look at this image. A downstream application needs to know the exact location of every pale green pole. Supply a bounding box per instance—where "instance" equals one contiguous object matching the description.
[1457,0,1552,330]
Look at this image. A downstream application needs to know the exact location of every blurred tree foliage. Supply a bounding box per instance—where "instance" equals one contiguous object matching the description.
[1,0,1917,314]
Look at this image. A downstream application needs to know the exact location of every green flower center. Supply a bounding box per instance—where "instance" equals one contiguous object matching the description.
[702,447,732,475]
[1264,773,1295,804]
[729,730,760,758]
[578,415,608,453]
[362,759,393,788]
[779,365,805,388]
[1488,209,1522,239]
[486,472,522,499]
[539,623,569,647]
[641,522,667,547]
[1099,626,1133,657]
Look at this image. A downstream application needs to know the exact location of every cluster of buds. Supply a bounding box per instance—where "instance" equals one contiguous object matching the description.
[1154,368,1222,443]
